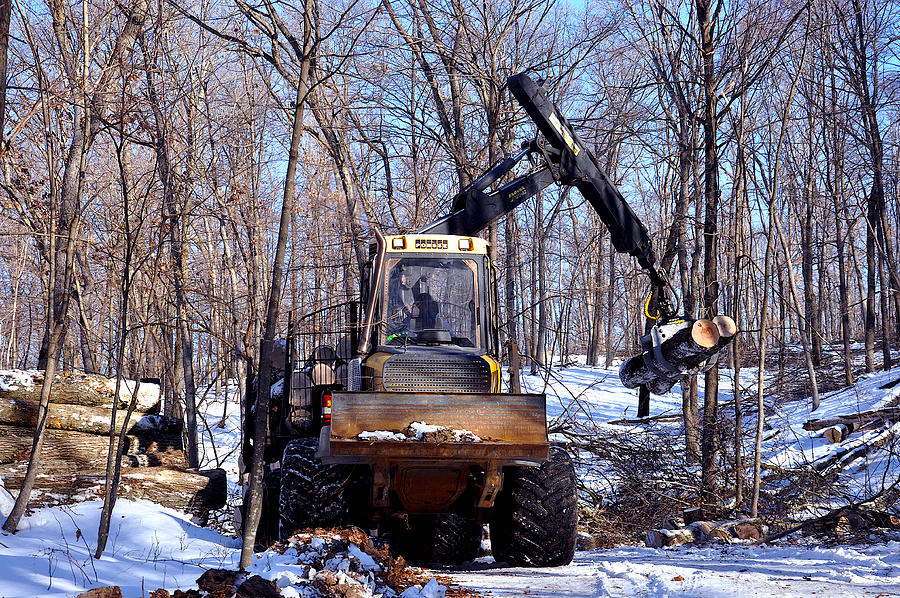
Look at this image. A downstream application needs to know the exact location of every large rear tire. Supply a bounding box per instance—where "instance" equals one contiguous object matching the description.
[279,438,352,536]
[490,447,578,567]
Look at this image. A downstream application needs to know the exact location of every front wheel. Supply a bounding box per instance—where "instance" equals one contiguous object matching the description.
[490,447,578,567]
[279,438,352,537]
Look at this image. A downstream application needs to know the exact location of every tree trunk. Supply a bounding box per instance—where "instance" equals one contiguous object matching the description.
[146,57,198,468]
[835,196,854,385]
[697,0,721,507]
[604,240,617,368]
[865,213,877,372]
[801,169,821,366]
[536,223,549,369]
[241,66,310,568]
[731,103,748,507]
[878,243,892,369]
[0,0,9,143]
[588,231,604,366]
[773,209,820,410]
[3,220,79,532]
[96,131,144,556]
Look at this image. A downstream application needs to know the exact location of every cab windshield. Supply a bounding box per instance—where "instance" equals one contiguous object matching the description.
[383,257,479,347]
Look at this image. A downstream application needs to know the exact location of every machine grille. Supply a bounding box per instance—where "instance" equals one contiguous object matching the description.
[383,353,491,393]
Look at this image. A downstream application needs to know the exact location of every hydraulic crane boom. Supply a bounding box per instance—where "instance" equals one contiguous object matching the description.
[419,73,671,309]
[421,72,735,396]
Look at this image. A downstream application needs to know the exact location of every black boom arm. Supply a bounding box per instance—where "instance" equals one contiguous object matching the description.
[419,72,670,307]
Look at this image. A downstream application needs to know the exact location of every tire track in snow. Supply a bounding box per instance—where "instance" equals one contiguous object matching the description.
[443,544,900,597]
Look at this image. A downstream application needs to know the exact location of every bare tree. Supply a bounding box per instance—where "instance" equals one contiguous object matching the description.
[3,0,151,533]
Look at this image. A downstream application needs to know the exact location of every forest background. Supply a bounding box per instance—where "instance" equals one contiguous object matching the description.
[0,0,897,524]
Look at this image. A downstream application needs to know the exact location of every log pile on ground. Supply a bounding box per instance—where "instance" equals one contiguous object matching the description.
[645,518,768,548]
[804,507,900,538]
[0,369,225,522]
[647,506,900,548]
[800,401,900,477]
[805,407,900,439]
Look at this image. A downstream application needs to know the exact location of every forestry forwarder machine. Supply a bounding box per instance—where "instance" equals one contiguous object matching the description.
[240,72,735,567]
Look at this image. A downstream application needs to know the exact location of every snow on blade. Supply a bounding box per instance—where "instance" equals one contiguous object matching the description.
[356,422,482,442]
[358,430,408,441]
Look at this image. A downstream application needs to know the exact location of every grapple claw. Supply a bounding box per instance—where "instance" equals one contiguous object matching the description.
[619,315,737,395]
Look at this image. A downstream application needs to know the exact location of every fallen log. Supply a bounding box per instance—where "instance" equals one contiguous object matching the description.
[0,425,185,469]
[0,397,180,436]
[804,407,900,432]
[0,425,137,468]
[823,422,861,444]
[0,370,161,410]
[687,521,732,543]
[757,506,900,544]
[645,519,767,548]
[687,521,713,541]
[733,522,762,540]
[645,527,695,548]
[814,424,898,473]
[0,466,226,522]
[608,413,683,425]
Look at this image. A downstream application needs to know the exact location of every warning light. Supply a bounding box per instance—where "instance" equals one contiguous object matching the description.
[322,393,332,424]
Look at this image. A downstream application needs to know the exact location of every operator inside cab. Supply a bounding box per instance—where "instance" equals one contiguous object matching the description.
[409,293,447,332]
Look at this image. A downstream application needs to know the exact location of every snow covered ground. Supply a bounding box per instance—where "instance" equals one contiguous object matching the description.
[2,360,900,597]
[0,498,237,598]
[450,543,900,597]
[0,496,447,598]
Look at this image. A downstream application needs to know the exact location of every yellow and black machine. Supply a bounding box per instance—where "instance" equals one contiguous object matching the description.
[242,72,733,566]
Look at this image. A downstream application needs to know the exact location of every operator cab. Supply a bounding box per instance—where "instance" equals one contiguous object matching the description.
[384,257,478,347]
[356,233,502,393]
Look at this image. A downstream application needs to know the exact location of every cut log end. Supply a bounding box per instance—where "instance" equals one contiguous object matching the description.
[691,319,720,349]
[712,315,737,339]
[647,518,767,548]
[823,423,859,444]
